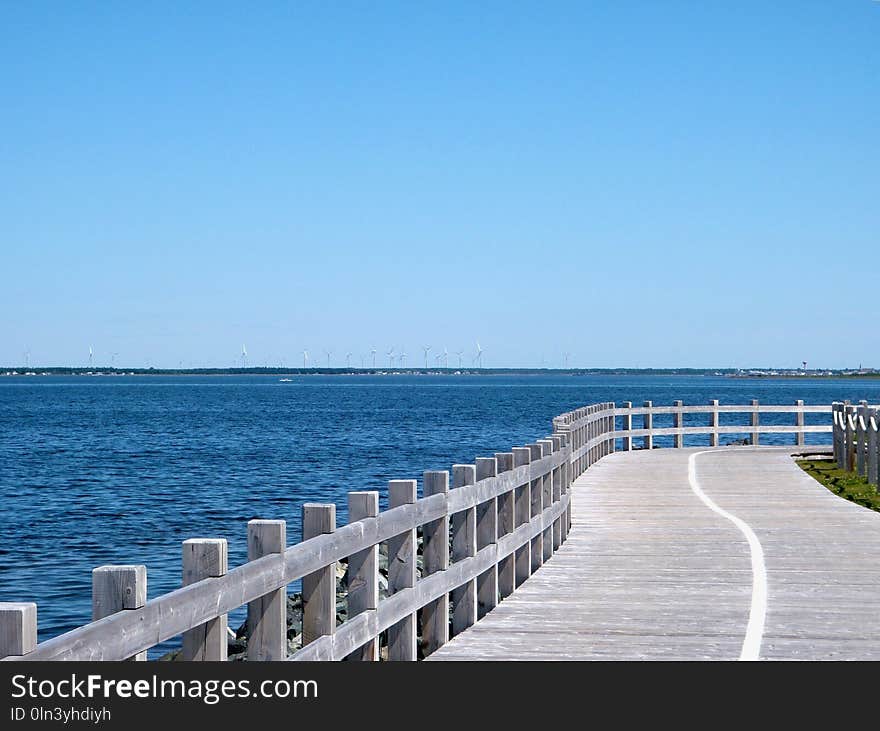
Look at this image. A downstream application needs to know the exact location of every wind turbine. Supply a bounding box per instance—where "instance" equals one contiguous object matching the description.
[241,344,247,369]
[371,348,377,368]
[89,345,93,368]
[302,350,309,369]
[475,342,483,369]
[455,350,464,369]
[423,345,431,369]
[346,352,352,369]
[324,350,332,369]
[387,347,394,368]
[444,347,448,369]
[400,349,407,368]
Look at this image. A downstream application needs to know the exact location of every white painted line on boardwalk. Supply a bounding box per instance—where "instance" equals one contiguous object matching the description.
[688,450,767,661]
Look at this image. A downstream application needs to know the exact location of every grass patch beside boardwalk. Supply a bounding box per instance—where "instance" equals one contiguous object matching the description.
[797,459,880,512]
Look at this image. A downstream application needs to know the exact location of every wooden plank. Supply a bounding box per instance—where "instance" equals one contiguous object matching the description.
[182,538,228,661]
[346,491,379,660]
[92,565,147,661]
[643,401,653,450]
[387,480,417,660]
[451,464,477,637]
[539,439,554,562]
[421,472,449,655]
[247,519,287,660]
[431,446,880,661]
[0,603,37,659]
[858,403,868,477]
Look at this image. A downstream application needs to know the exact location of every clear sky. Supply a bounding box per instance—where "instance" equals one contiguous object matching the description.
[1,2,877,369]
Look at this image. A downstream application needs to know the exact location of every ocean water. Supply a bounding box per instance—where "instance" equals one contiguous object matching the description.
[2,373,878,655]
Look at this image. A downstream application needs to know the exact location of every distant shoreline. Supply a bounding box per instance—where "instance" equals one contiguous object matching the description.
[2,367,877,378]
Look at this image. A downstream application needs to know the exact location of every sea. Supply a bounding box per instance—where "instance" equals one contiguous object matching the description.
[2,373,878,656]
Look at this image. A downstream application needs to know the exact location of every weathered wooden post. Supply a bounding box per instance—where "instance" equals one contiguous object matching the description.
[451,464,477,637]
[420,474,448,655]
[643,401,653,450]
[868,410,879,489]
[795,400,805,447]
[528,443,544,572]
[858,401,869,477]
[182,538,228,661]
[709,399,719,447]
[550,435,563,550]
[475,457,498,619]
[834,403,846,469]
[347,491,379,660]
[621,401,632,451]
[538,439,554,562]
[92,565,147,661]
[494,453,516,600]
[750,399,760,446]
[512,447,532,588]
[844,401,856,472]
[673,400,684,449]
[248,519,287,660]
[387,480,417,660]
[607,402,616,455]
[0,603,37,659]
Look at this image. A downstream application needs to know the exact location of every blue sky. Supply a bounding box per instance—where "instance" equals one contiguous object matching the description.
[1,1,877,369]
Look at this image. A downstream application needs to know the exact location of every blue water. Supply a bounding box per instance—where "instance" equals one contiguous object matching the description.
[2,374,879,656]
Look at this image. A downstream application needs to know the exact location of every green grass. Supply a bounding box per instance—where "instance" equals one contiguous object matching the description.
[797,459,880,512]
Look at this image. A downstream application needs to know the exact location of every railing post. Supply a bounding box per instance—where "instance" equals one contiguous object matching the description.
[248,519,288,660]
[512,447,532,588]
[451,465,477,637]
[607,402,616,455]
[0,603,37,659]
[858,402,869,477]
[528,444,544,573]
[834,403,846,469]
[387,480,417,660]
[347,491,379,660]
[538,439,554,562]
[92,565,147,661]
[550,436,563,550]
[673,400,683,448]
[709,399,719,447]
[795,400,805,447]
[868,409,879,488]
[845,403,856,471]
[475,457,498,619]
[421,473,449,655]
[494,453,516,600]
[622,401,632,451]
[643,401,653,450]
[182,538,228,661]
[750,399,760,445]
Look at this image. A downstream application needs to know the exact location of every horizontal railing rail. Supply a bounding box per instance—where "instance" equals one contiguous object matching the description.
[0,399,834,662]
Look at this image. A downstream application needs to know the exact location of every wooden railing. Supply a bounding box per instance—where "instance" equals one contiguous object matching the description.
[608,400,832,449]
[0,399,833,661]
[0,403,617,662]
[832,401,880,486]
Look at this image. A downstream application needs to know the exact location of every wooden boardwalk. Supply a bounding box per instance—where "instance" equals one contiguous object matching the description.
[429,446,880,660]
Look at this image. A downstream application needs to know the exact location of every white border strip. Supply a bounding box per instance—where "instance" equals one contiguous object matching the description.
[688,450,767,661]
